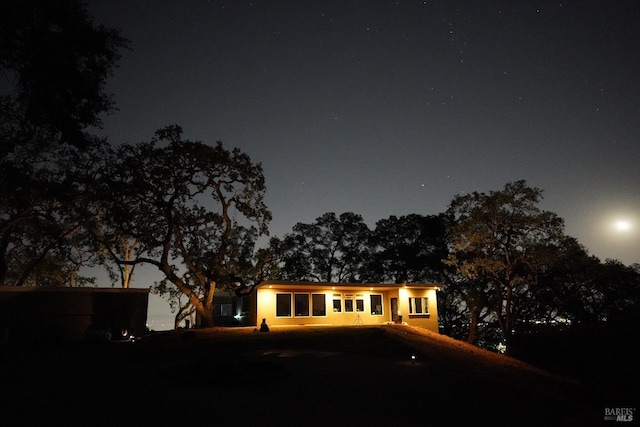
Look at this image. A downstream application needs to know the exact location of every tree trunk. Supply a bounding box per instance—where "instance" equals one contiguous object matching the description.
[503,330,514,356]
[503,284,516,355]
[120,238,138,288]
[197,305,215,327]
[466,305,481,345]
[0,237,9,286]
[174,302,195,329]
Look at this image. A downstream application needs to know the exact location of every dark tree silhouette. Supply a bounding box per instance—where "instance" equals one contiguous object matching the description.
[101,126,270,326]
[1,0,127,286]
[1,0,129,148]
[366,213,449,283]
[278,212,371,282]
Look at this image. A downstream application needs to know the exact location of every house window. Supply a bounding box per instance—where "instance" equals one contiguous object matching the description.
[220,303,233,317]
[295,293,309,317]
[408,297,429,315]
[370,294,383,315]
[355,294,364,312]
[332,294,342,312]
[344,294,354,312]
[312,294,326,316]
[276,293,292,317]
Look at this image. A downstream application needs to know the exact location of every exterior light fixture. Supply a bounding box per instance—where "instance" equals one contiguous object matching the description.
[411,354,416,364]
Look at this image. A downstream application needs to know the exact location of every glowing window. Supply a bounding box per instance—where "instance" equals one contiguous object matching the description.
[408,297,429,315]
[370,294,383,315]
[356,294,364,312]
[312,294,326,316]
[344,294,354,312]
[220,304,232,317]
[295,293,309,317]
[276,293,291,317]
[332,294,342,312]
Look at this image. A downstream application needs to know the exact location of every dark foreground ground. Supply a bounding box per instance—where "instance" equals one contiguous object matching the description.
[0,325,635,426]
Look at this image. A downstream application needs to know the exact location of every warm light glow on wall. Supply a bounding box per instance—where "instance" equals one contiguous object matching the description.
[258,289,274,312]
[253,284,439,332]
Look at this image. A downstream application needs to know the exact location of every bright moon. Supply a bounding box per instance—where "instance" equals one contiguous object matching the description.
[613,219,632,233]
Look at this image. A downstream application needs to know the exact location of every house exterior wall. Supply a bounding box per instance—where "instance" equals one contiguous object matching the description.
[211,289,242,326]
[397,287,439,332]
[256,288,392,326]
[254,282,439,333]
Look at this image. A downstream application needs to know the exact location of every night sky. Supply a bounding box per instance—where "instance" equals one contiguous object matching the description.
[88,1,639,321]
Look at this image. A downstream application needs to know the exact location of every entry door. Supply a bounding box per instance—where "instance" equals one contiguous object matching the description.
[390,298,398,322]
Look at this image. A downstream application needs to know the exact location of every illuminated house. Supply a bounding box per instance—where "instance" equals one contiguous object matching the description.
[251,280,440,333]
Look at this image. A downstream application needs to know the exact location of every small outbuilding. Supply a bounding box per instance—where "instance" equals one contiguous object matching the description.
[0,286,150,343]
[250,280,440,333]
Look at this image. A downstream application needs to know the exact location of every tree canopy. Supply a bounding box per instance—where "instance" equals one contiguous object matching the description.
[277,212,371,282]
[444,180,566,352]
[367,213,449,283]
[1,0,129,148]
[0,134,112,286]
[101,125,271,326]
[1,0,128,287]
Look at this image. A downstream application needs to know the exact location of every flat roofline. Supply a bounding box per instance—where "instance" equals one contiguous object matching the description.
[0,287,150,294]
[256,280,441,290]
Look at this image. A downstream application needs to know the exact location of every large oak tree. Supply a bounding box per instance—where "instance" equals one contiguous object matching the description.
[104,126,270,326]
[444,180,565,353]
